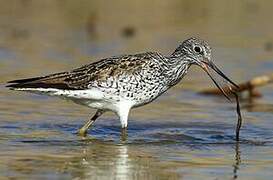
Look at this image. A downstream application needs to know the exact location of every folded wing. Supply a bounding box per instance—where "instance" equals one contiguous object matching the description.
[6,52,157,90]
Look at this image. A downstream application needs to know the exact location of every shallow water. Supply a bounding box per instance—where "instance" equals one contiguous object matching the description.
[0,1,273,179]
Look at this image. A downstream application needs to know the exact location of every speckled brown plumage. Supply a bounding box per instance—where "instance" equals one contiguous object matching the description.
[7,37,238,137]
[8,52,164,90]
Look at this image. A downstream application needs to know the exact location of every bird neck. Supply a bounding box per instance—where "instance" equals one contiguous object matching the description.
[163,55,191,86]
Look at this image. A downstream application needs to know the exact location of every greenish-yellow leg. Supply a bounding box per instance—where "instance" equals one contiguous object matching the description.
[121,127,127,141]
[78,110,104,136]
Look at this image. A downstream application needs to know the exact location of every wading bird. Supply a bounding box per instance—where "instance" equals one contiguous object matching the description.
[7,38,238,138]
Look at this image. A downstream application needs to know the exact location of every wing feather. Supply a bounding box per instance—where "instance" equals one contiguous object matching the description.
[6,52,160,90]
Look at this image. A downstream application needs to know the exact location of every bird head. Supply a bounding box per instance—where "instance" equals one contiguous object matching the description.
[173,37,239,100]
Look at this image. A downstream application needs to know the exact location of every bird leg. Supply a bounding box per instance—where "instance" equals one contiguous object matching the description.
[121,127,127,141]
[78,110,104,136]
[116,104,130,141]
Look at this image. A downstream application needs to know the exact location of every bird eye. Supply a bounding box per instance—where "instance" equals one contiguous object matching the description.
[194,46,202,53]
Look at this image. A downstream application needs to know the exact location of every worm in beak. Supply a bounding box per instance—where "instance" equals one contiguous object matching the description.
[199,61,239,101]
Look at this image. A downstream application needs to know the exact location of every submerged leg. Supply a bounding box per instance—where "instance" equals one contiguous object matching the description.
[117,105,131,141]
[78,110,104,136]
[121,127,127,141]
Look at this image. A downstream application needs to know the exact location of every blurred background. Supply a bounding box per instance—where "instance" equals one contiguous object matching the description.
[0,0,272,179]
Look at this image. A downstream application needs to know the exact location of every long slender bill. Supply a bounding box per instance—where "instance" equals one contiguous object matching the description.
[199,61,242,141]
[207,62,239,89]
[199,62,236,101]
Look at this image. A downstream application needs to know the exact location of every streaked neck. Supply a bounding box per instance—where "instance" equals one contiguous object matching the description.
[163,55,190,86]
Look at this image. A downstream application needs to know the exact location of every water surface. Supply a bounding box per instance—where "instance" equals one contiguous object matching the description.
[0,1,273,179]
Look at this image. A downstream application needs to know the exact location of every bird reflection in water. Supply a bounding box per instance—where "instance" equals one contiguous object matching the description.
[232,142,241,180]
[78,142,132,179]
[115,145,131,179]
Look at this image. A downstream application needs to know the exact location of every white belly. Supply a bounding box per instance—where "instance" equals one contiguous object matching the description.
[13,87,136,128]
[14,87,137,112]
[72,98,119,111]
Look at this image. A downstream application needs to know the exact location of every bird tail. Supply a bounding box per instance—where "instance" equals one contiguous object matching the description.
[6,76,47,89]
[6,72,75,90]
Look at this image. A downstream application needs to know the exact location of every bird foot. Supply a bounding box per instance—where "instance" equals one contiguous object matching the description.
[78,128,88,137]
